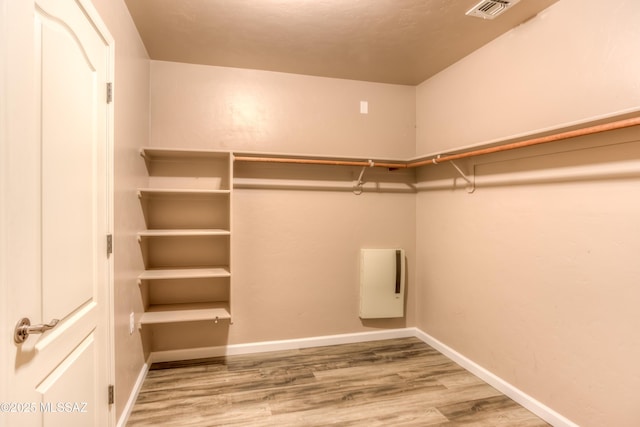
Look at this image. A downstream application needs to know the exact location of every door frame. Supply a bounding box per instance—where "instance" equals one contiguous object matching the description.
[0,0,115,423]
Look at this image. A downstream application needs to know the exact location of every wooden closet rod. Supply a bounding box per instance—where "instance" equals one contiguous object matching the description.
[409,116,640,167]
[233,156,407,169]
[234,116,640,169]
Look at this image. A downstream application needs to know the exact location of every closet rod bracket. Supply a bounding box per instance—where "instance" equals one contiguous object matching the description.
[353,159,375,195]
[450,161,475,193]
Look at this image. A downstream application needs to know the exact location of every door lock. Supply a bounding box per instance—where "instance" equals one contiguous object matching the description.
[14,318,59,343]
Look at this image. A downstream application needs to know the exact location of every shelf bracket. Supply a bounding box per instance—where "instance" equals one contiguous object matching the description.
[353,160,374,195]
[450,161,475,193]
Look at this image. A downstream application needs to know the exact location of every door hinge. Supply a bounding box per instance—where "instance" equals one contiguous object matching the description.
[107,234,113,256]
[108,384,114,405]
[106,82,113,104]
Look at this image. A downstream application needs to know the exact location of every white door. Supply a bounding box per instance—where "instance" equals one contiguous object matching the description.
[1,0,114,425]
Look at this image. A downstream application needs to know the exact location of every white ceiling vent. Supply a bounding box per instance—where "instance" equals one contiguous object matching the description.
[466,0,521,20]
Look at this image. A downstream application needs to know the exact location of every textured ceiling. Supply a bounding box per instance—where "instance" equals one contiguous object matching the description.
[125,0,559,85]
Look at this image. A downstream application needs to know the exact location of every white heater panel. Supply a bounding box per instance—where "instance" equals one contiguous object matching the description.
[359,249,405,319]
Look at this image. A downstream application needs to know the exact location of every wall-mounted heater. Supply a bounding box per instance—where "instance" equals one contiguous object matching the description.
[359,249,405,319]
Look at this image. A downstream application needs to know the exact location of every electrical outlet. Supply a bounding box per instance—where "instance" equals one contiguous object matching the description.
[129,312,135,335]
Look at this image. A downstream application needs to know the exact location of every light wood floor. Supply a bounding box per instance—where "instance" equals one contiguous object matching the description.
[127,337,549,426]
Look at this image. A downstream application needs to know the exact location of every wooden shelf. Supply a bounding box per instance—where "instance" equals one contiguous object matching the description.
[141,147,231,161]
[140,148,232,192]
[138,229,230,238]
[140,302,231,325]
[139,267,231,281]
[138,188,230,197]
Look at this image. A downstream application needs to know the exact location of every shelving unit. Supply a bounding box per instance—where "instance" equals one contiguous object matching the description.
[137,148,232,329]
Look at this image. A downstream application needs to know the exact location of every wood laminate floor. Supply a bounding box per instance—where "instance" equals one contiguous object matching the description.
[127,337,549,426]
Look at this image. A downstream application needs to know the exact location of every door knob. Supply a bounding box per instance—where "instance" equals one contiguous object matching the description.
[14,317,59,343]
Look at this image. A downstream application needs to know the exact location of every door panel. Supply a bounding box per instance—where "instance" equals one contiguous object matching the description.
[38,334,98,427]
[41,7,99,320]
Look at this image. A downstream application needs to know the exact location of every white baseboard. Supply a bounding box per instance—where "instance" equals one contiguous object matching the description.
[149,328,415,363]
[116,358,150,427]
[413,328,578,427]
[122,327,576,427]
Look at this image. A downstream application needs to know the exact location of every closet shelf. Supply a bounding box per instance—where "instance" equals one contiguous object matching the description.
[139,267,231,281]
[137,229,231,238]
[140,302,231,325]
[141,147,231,160]
[232,116,640,169]
[138,188,230,197]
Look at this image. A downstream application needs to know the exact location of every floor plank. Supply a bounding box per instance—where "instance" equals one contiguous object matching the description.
[127,337,549,426]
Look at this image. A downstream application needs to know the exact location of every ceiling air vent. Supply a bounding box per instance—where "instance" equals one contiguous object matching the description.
[466,0,520,20]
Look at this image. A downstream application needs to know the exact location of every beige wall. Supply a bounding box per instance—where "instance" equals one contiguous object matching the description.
[148,61,417,348]
[89,0,149,422]
[416,0,640,156]
[415,0,640,426]
[230,188,416,345]
[150,60,416,158]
